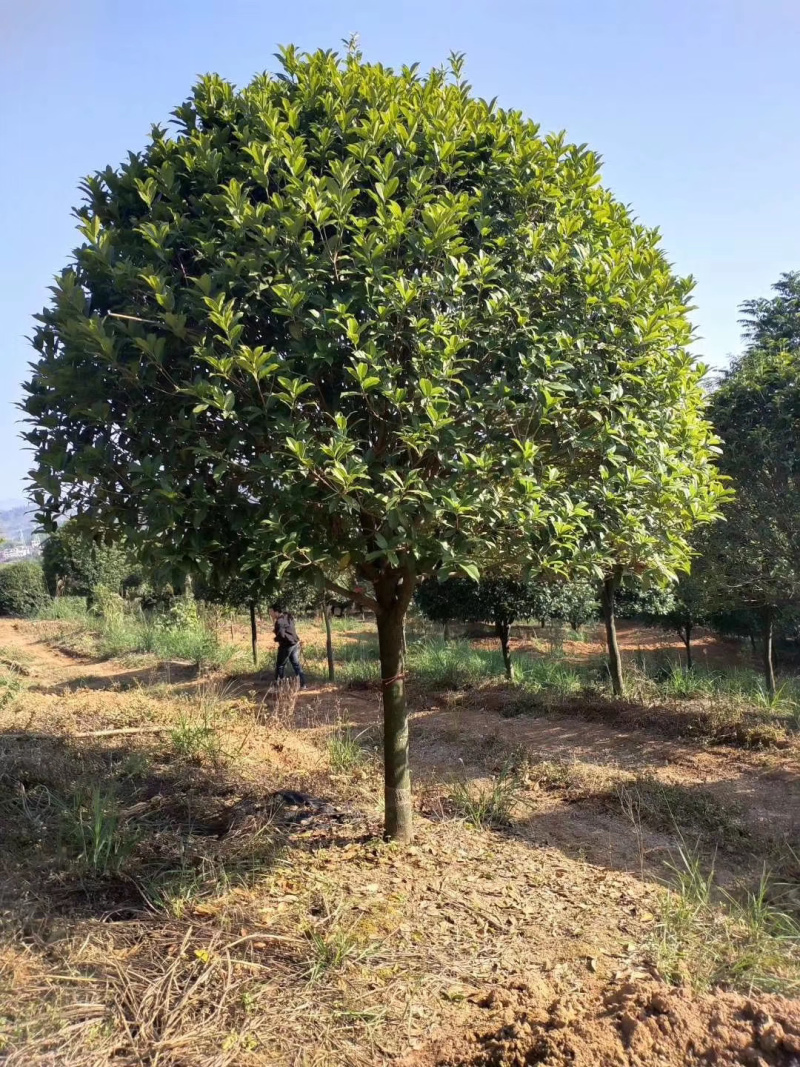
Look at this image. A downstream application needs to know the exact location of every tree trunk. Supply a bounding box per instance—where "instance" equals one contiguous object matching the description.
[762,607,775,698]
[683,623,693,672]
[749,632,756,655]
[374,566,416,843]
[496,619,513,680]
[323,598,335,682]
[443,620,450,642]
[249,601,258,667]
[600,570,624,697]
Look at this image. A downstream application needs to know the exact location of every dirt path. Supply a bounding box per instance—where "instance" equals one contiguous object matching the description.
[4,616,799,858]
[0,618,98,683]
[2,618,800,1065]
[293,683,800,885]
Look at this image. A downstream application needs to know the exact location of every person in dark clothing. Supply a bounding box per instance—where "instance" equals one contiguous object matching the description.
[270,603,306,687]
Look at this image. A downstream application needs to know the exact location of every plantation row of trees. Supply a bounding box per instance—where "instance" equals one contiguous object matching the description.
[413,273,800,696]
[18,47,795,839]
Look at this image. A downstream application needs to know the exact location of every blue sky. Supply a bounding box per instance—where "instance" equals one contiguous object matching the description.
[2,0,799,501]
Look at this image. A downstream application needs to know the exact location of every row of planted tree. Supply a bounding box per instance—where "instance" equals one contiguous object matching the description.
[17,48,800,840]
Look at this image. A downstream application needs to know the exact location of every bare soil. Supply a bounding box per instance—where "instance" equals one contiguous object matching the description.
[1,617,799,1066]
[405,980,800,1066]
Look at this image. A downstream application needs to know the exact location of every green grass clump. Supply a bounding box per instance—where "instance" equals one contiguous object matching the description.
[448,760,523,829]
[651,846,800,994]
[656,663,720,700]
[303,901,380,983]
[170,713,222,762]
[96,614,236,668]
[521,659,584,696]
[35,596,92,621]
[409,639,503,689]
[61,787,138,876]
[328,724,369,774]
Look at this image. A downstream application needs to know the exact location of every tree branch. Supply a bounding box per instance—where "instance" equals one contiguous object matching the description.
[324,577,378,612]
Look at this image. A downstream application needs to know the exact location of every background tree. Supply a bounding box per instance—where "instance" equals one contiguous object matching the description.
[416,575,540,678]
[41,519,137,600]
[739,271,800,355]
[24,48,724,840]
[551,579,599,632]
[708,341,800,696]
[414,576,477,642]
[629,571,711,670]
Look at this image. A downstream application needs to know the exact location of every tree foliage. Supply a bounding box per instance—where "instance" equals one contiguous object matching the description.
[0,561,50,617]
[41,519,138,599]
[24,47,724,839]
[709,348,800,614]
[706,279,800,693]
[739,271,800,355]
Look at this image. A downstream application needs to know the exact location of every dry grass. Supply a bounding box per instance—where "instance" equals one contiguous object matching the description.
[2,617,800,1064]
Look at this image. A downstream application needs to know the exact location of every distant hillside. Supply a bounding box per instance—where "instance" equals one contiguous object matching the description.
[0,501,37,544]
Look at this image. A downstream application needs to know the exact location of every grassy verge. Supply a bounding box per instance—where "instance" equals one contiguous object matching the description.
[34,599,239,670]
[651,846,800,995]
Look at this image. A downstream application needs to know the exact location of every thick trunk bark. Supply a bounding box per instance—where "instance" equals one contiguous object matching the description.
[323,599,335,682]
[683,624,693,672]
[600,570,624,697]
[374,566,416,843]
[496,619,513,680]
[762,607,775,698]
[249,601,258,667]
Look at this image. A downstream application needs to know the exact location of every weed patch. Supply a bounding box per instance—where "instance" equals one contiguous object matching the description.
[169,714,223,763]
[617,778,750,849]
[651,846,800,994]
[60,787,138,876]
[448,760,524,829]
[303,900,382,983]
[328,724,369,774]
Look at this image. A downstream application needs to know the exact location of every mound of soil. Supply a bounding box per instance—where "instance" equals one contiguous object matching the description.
[413,980,800,1067]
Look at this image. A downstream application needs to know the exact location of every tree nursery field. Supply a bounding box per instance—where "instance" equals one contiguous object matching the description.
[1,611,799,1065]
[3,41,800,1067]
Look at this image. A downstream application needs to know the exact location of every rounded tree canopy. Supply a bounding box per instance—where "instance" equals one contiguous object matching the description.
[25,46,724,591]
[707,346,800,609]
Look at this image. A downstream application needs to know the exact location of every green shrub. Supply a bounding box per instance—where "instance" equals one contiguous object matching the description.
[0,561,50,617]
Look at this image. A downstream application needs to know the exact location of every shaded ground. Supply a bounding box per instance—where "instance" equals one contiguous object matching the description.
[1,617,799,1065]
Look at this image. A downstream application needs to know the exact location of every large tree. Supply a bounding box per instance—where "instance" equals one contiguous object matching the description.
[709,343,800,695]
[24,48,723,840]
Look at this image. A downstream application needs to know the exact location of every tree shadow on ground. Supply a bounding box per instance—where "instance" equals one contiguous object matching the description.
[285,686,800,902]
[0,728,373,930]
[31,661,202,696]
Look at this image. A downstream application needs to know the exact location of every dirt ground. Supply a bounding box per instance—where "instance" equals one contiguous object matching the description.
[1,616,799,1065]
